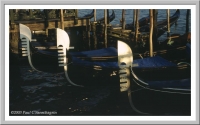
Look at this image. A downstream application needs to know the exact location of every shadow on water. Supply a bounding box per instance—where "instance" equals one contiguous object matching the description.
[10,65,132,116]
[9,64,191,116]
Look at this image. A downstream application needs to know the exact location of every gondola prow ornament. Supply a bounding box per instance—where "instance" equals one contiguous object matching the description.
[19,23,39,72]
[117,40,133,92]
[117,40,148,114]
[56,28,83,87]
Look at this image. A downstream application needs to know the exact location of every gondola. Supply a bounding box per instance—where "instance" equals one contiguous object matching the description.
[70,39,190,115]
[80,9,95,19]
[19,24,191,114]
[138,9,180,33]
[125,9,180,32]
[117,40,190,115]
[69,40,191,114]
[19,24,190,73]
[138,31,191,64]
[19,23,190,83]
[125,15,150,30]
[55,9,95,20]
[96,10,115,23]
[108,9,180,53]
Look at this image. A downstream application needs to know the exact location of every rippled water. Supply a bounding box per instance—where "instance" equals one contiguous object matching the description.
[10,66,120,116]
[9,64,190,116]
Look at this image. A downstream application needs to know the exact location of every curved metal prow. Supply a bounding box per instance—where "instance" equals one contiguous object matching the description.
[56,28,83,87]
[118,40,133,92]
[19,24,40,72]
[117,40,148,115]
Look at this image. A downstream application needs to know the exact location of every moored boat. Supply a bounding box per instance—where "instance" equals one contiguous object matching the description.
[125,9,180,32]
[19,23,190,85]
[96,10,115,23]
[125,15,150,30]
[19,24,191,114]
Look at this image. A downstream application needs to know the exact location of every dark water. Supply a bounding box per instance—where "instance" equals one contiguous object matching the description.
[9,9,191,116]
[10,65,137,116]
[9,63,190,116]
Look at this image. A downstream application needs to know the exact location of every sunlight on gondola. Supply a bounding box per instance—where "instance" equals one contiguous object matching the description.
[118,40,133,67]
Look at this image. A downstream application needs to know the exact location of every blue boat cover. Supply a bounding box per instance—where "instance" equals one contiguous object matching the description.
[36,47,190,90]
[133,56,176,68]
[69,47,177,68]
[147,78,191,90]
[37,47,177,68]
[69,47,117,57]
[71,56,119,68]
[71,56,177,68]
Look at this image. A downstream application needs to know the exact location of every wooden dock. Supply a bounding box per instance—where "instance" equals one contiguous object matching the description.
[10,9,158,55]
[9,9,92,54]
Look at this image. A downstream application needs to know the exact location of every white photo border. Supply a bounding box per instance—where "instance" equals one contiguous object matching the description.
[1,0,199,124]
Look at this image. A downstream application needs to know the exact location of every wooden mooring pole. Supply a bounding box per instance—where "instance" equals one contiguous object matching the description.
[92,9,97,49]
[122,9,126,30]
[44,9,49,36]
[9,9,19,54]
[10,9,14,29]
[134,9,139,42]
[29,9,33,19]
[94,9,96,21]
[60,9,64,30]
[87,20,91,50]
[149,9,153,57]
[104,9,107,48]
[75,9,78,25]
[133,9,136,31]
[167,9,170,38]
[186,9,190,33]
[153,9,158,43]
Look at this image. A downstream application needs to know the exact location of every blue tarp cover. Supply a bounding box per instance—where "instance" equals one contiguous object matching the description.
[147,78,191,89]
[69,47,176,68]
[36,47,190,90]
[69,47,117,57]
[37,47,177,68]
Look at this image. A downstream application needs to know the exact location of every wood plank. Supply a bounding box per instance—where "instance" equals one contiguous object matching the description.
[12,18,90,31]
